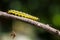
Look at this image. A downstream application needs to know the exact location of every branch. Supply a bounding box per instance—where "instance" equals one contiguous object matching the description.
[0,11,60,36]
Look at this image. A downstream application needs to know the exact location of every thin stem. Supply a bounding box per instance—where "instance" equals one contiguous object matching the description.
[0,11,60,37]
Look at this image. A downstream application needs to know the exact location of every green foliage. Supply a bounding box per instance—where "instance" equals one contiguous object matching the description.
[9,0,22,11]
[28,0,39,10]
[52,14,60,27]
[49,4,60,15]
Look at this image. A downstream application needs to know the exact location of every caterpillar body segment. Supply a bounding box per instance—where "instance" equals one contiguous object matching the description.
[8,10,39,21]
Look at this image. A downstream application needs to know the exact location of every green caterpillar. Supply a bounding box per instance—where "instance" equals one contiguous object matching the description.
[8,10,39,21]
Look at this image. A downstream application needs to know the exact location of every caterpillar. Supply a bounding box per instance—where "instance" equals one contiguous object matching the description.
[8,10,39,21]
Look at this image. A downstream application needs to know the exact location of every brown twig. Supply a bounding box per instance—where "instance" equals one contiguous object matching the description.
[0,11,60,37]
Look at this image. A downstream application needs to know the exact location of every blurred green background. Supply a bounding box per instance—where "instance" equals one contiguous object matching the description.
[0,0,60,40]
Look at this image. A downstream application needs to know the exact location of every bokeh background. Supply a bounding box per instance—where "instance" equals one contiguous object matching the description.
[0,0,60,40]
